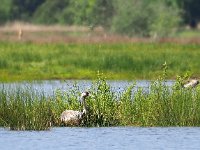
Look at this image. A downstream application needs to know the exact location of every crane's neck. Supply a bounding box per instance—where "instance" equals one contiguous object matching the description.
[81,97,87,114]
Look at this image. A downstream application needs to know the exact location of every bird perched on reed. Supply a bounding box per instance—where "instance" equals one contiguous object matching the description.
[60,91,89,126]
[183,79,199,88]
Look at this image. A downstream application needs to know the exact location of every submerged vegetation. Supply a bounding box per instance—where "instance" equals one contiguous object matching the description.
[0,42,200,82]
[0,73,200,130]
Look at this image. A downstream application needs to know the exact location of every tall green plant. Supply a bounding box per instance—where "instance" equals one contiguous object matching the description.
[1,72,200,130]
[0,87,53,130]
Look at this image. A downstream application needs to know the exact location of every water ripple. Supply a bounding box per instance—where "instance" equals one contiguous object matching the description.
[1,127,200,150]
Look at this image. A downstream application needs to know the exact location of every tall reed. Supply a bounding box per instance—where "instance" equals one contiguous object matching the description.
[0,74,200,130]
[0,87,53,130]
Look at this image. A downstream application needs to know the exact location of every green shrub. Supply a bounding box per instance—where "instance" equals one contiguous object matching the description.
[111,0,182,37]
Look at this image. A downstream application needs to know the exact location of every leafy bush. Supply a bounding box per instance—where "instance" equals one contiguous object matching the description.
[111,0,182,37]
[33,0,71,24]
[33,0,113,27]
[0,0,12,24]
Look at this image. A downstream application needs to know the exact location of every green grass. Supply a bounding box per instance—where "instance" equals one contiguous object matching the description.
[0,41,200,82]
[175,29,200,38]
[1,74,200,130]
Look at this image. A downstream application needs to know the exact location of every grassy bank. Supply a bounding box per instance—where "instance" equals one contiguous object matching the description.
[0,42,200,82]
[0,75,200,130]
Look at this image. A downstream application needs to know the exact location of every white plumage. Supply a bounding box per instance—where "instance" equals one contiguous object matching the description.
[183,79,199,88]
[60,91,89,125]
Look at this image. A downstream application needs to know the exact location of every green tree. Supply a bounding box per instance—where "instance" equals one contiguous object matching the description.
[33,0,94,25]
[10,0,46,21]
[0,0,12,24]
[59,0,95,25]
[89,0,114,28]
[111,0,181,37]
[166,0,200,27]
[33,0,113,27]
[177,0,200,28]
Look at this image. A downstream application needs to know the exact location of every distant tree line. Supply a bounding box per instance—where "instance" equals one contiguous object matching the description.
[0,0,200,37]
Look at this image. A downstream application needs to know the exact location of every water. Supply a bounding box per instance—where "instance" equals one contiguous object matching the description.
[0,80,174,96]
[2,80,195,150]
[0,127,200,150]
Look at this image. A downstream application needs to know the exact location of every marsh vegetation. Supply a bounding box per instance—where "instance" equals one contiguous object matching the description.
[0,73,200,130]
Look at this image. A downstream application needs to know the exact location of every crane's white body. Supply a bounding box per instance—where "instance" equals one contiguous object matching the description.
[184,79,199,88]
[60,110,83,122]
[60,92,89,125]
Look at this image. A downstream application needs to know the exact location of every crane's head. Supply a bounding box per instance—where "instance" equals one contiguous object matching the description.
[81,91,89,98]
[79,91,89,104]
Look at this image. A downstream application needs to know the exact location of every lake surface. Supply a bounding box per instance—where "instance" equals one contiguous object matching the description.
[0,80,174,96]
[1,127,200,150]
[2,80,197,150]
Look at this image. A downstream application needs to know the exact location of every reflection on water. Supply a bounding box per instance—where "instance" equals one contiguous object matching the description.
[0,127,200,150]
[0,80,174,96]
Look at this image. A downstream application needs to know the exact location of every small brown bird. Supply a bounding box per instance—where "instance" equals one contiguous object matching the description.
[60,91,89,125]
[183,79,199,88]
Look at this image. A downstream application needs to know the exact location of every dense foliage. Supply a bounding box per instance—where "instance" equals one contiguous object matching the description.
[111,0,181,37]
[0,0,199,37]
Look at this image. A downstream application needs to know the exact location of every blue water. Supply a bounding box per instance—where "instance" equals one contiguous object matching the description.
[0,80,174,96]
[2,80,192,150]
[0,127,200,150]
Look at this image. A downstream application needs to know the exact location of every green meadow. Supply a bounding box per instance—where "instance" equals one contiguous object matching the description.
[0,41,200,82]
